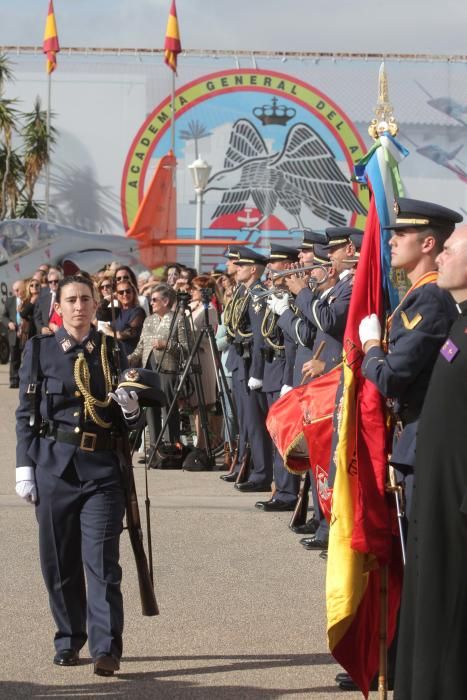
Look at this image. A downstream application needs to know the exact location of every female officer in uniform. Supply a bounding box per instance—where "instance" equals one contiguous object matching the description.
[15,275,140,677]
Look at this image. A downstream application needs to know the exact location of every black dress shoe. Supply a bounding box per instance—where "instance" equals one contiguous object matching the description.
[291,518,319,534]
[300,536,328,550]
[235,481,271,492]
[220,472,237,482]
[338,674,394,691]
[53,649,80,666]
[255,498,297,511]
[94,654,120,677]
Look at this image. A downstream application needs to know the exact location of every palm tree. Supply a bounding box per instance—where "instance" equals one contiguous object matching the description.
[0,54,56,220]
[21,96,55,214]
[0,53,19,219]
[179,119,212,159]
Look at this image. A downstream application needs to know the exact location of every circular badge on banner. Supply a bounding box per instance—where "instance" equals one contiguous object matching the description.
[121,69,368,236]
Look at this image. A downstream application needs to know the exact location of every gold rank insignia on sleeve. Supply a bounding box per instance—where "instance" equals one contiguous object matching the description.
[400,311,422,330]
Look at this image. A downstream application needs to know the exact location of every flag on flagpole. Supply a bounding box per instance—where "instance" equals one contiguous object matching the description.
[164,0,182,73]
[43,0,60,74]
[326,133,408,697]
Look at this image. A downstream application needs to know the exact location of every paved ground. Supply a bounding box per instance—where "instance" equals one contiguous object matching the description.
[0,362,377,699]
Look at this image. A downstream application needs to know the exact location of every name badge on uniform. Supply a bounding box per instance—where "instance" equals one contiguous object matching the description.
[440,338,459,363]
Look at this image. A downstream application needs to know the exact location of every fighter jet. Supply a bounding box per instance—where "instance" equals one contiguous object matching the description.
[205,119,367,229]
[0,218,141,307]
[415,82,467,127]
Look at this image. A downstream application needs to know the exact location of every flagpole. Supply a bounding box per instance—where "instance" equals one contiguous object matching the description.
[45,71,52,221]
[170,71,176,153]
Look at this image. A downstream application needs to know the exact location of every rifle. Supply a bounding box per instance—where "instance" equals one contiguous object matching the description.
[289,471,311,529]
[235,443,251,485]
[108,301,159,616]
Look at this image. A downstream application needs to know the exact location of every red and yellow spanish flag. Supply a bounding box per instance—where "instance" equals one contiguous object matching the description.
[43,0,60,74]
[164,0,182,73]
[326,132,409,695]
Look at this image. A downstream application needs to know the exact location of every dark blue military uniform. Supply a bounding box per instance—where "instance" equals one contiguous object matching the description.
[261,245,300,505]
[233,278,273,487]
[363,280,457,472]
[16,326,136,661]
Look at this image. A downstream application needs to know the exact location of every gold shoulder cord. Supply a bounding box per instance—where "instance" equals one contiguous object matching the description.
[73,334,113,428]
[234,292,253,339]
[225,284,242,337]
[261,307,285,350]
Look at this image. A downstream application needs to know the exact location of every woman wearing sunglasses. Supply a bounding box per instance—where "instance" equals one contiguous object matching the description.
[18,278,41,344]
[101,280,146,356]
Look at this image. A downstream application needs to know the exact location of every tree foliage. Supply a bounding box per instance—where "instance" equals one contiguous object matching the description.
[0,53,57,220]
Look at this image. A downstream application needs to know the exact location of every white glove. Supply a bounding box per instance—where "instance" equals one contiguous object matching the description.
[359,314,382,347]
[108,387,140,417]
[16,466,37,504]
[266,293,290,317]
[248,376,263,391]
[280,384,293,397]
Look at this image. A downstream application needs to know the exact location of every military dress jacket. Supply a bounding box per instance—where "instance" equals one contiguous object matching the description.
[293,272,352,373]
[16,326,135,481]
[362,279,457,471]
[231,280,268,382]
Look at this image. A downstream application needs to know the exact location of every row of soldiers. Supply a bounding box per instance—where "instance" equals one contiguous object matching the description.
[219,223,364,553]
[219,195,463,693]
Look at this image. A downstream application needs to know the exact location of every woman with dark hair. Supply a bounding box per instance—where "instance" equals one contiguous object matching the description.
[114,266,149,314]
[101,280,145,356]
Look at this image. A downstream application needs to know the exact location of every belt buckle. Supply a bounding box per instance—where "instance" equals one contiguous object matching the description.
[80,432,97,451]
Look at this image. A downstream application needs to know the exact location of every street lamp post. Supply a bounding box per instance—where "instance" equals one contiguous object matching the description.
[188,156,212,272]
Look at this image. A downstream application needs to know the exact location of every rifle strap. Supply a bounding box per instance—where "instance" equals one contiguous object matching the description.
[27,336,41,429]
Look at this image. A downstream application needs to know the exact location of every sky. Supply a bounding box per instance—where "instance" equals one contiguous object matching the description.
[0,0,466,56]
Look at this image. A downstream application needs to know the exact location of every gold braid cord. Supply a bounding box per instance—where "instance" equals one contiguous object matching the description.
[261,307,284,350]
[224,284,242,337]
[73,335,113,428]
[233,293,253,339]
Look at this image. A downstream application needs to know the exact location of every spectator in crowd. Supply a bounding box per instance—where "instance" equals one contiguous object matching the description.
[101,280,145,356]
[114,265,150,314]
[19,277,41,342]
[215,275,236,470]
[33,268,48,289]
[95,274,118,325]
[163,263,183,288]
[188,275,221,449]
[128,283,189,448]
[33,267,63,335]
[2,279,26,388]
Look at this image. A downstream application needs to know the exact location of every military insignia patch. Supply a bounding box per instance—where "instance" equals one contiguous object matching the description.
[401,311,422,330]
[440,338,459,362]
[60,338,72,352]
[253,302,262,314]
[124,369,140,381]
[85,340,95,354]
[393,200,400,216]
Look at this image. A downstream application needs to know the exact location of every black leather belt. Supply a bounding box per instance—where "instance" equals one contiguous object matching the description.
[44,424,119,452]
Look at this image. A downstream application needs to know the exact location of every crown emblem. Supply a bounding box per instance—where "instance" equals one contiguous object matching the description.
[253,97,296,126]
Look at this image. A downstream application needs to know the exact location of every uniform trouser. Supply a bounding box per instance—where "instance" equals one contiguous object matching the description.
[310,471,329,542]
[231,369,248,467]
[9,340,21,385]
[266,390,300,503]
[35,463,125,659]
[239,378,273,486]
[146,372,180,445]
[222,375,236,445]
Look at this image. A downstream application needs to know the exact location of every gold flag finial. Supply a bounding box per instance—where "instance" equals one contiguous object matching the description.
[368,61,399,140]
